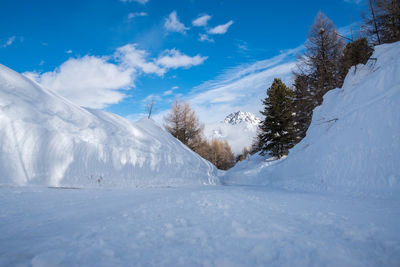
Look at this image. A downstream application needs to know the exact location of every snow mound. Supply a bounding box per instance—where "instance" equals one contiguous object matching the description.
[224,42,400,196]
[205,111,260,155]
[0,64,218,187]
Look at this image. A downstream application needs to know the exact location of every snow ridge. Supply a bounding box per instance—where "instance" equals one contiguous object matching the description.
[0,64,218,188]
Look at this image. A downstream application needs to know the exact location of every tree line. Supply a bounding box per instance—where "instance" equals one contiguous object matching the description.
[164,100,235,170]
[254,0,399,159]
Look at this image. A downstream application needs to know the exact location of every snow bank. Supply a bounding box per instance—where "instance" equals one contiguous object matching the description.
[225,42,400,196]
[0,64,217,187]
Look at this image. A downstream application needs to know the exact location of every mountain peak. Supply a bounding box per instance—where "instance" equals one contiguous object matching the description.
[223,111,261,126]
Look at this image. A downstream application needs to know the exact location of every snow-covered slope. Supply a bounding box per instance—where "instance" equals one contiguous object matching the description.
[204,111,260,154]
[224,42,400,196]
[0,64,217,187]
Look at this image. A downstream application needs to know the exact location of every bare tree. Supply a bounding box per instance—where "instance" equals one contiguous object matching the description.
[164,99,204,151]
[292,12,345,144]
[363,0,400,44]
[145,98,155,119]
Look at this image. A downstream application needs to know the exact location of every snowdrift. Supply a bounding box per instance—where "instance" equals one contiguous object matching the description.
[0,64,217,187]
[225,42,400,196]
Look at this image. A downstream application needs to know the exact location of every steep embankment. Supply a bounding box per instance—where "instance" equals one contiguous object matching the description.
[0,64,217,187]
[225,42,400,196]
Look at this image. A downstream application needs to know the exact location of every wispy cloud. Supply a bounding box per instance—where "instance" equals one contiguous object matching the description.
[164,11,189,34]
[65,49,72,54]
[208,20,234,34]
[128,12,148,19]
[192,14,211,27]
[198,33,214,42]
[157,49,207,69]
[1,36,16,48]
[183,45,303,123]
[120,0,149,4]
[163,86,179,96]
[343,0,362,4]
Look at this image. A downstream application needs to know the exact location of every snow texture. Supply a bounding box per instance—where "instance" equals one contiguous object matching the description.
[204,111,260,154]
[225,42,400,196]
[0,64,217,187]
[0,185,399,266]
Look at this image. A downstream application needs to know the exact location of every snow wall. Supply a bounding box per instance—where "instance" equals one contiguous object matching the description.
[0,64,218,187]
[225,41,400,196]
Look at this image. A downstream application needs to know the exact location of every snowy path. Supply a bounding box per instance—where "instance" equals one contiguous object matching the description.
[0,185,399,266]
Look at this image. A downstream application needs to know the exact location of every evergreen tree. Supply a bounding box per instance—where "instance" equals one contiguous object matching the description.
[340,38,374,77]
[292,74,314,142]
[257,78,296,158]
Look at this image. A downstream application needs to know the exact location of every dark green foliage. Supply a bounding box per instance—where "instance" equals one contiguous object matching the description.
[257,78,296,158]
[292,74,314,142]
[341,38,374,75]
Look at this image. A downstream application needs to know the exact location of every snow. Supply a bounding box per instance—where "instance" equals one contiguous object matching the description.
[0,64,217,187]
[1,186,399,266]
[225,42,400,196]
[205,111,260,154]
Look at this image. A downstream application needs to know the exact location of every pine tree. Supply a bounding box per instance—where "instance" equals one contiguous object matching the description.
[257,78,296,158]
[340,38,374,77]
[292,74,314,142]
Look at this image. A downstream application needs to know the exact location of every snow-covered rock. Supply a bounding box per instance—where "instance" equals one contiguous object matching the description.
[0,64,218,187]
[223,111,261,127]
[224,42,400,196]
[204,111,260,155]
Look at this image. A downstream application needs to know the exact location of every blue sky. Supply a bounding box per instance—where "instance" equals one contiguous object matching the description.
[0,0,365,123]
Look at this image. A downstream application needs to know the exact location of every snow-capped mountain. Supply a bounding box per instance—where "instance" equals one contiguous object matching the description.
[225,41,400,196]
[0,64,217,188]
[204,111,261,155]
[223,111,261,127]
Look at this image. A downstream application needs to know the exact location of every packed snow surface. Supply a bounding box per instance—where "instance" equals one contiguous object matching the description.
[0,64,217,187]
[225,42,400,196]
[1,186,399,266]
[205,111,260,154]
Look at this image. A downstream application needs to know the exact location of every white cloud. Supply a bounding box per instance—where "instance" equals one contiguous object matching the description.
[65,49,72,54]
[164,11,189,33]
[182,46,303,123]
[163,90,173,96]
[115,44,165,76]
[208,20,234,35]
[198,34,214,42]
[192,14,211,27]
[24,56,134,109]
[157,49,207,69]
[23,43,208,109]
[163,86,179,96]
[2,36,16,48]
[128,12,148,19]
[120,0,149,4]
